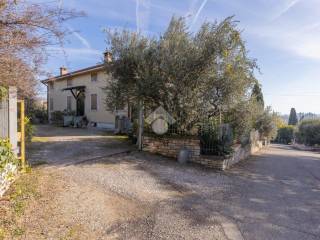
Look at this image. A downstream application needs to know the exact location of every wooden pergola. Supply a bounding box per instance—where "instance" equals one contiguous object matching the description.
[62,85,86,99]
[62,85,86,116]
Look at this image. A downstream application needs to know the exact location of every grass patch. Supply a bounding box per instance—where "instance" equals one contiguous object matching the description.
[0,170,40,239]
[59,225,82,240]
[12,227,25,237]
[32,136,50,143]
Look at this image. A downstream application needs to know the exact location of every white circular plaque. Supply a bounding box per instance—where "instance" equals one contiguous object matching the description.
[151,118,168,135]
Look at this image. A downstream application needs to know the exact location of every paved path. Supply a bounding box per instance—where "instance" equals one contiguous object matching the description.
[23,126,320,239]
[218,144,320,239]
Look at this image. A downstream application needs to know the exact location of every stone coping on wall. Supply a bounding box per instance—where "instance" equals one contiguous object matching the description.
[143,136,265,170]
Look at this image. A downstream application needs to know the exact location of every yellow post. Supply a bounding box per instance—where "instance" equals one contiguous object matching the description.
[20,100,26,171]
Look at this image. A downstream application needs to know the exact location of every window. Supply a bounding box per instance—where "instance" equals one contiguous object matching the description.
[67,79,72,87]
[91,73,97,82]
[91,94,97,110]
[67,96,72,111]
[50,98,53,111]
[49,82,54,90]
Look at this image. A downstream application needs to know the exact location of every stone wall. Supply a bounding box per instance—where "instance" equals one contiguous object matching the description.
[143,135,265,171]
[292,143,320,152]
[143,136,200,161]
[0,163,18,197]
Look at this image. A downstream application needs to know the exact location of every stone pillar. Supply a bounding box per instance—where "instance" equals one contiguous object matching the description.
[8,86,18,154]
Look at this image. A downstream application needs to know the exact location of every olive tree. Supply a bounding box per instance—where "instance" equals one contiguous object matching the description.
[105,16,259,133]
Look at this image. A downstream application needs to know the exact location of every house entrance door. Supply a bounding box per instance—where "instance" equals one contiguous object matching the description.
[76,92,85,116]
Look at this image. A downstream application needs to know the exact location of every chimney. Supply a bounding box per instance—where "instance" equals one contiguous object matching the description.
[104,51,112,63]
[60,67,68,75]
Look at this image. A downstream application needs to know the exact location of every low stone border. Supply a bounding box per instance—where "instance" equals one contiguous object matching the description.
[292,143,320,152]
[143,136,265,170]
[0,163,18,197]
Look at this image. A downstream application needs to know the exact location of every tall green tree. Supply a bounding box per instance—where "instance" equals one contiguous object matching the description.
[255,107,277,140]
[288,108,298,125]
[251,83,264,109]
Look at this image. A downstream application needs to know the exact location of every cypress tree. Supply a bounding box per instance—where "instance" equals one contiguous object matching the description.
[288,108,298,125]
[251,83,264,108]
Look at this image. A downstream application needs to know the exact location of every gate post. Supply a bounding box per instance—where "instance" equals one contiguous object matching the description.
[8,86,18,155]
[137,100,144,151]
[20,100,26,171]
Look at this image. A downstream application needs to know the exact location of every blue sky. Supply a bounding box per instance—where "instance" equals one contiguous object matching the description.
[43,0,320,114]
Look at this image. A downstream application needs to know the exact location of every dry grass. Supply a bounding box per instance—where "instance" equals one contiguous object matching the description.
[0,170,40,239]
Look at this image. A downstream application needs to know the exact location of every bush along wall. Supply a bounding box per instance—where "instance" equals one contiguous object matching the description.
[0,139,19,197]
[143,130,265,170]
[296,120,320,146]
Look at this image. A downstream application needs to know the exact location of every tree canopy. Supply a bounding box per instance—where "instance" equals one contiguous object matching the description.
[105,16,260,134]
[0,0,83,97]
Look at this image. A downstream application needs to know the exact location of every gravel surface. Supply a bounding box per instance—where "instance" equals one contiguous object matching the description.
[20,125,320,240]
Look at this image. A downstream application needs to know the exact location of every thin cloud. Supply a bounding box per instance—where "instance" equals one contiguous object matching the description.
[272,0,300,20]
[186,0,199,17]
[68,26,91,49]
[136,0,140,31]
[135,0,150,33]
[191,0,208,29]
[48,47,101,56]
[58,0,63,9]
[248,22,320,60]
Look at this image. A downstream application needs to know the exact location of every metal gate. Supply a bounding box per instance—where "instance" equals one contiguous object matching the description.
[0,98,9,138]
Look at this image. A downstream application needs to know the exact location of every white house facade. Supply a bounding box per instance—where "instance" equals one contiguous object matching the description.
[41,52,127,129]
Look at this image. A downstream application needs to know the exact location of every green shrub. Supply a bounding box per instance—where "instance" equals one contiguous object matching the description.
[50,109,76,125]
[296,120,320,146]
[199,122,233,156]
[50,110,64,124]
[25,98,48,124]
[276,126,295,144]
[24,117,34,143]
[62,109,76,116]
[0,86,7,100]
[17,117,33,143]
[33,108,48,124]
[0,139,18,171]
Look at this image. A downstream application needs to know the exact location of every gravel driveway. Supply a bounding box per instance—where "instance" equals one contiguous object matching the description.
[20,125,320,239]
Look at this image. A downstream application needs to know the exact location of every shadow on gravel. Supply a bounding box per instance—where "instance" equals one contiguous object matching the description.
[88,149,320,239]
[27,126,320,239]
[27,125,133,167]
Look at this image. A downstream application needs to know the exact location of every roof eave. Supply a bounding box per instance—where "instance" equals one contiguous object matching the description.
[41,63,105,83]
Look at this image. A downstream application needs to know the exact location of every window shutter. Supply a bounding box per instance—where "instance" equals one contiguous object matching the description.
[91,94,97,110]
